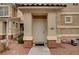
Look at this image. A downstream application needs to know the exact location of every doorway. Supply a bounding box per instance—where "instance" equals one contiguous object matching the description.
[32,15,47,45]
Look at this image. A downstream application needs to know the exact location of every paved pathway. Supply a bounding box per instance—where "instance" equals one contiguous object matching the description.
[28,46,51,55]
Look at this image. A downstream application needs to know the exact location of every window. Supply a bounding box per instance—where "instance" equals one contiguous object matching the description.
[0,7,8,16]
[65,16,72,24]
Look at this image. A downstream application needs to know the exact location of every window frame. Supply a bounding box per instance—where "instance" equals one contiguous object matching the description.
[0,5,10,17]
[64,16,73,24]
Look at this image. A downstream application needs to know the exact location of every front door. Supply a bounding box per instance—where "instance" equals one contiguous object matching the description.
[33,19,47,44]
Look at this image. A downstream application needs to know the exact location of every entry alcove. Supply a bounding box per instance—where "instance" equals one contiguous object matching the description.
[32,13,48,45]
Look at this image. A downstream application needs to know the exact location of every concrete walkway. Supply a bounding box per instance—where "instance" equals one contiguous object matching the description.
[28,46,51,55]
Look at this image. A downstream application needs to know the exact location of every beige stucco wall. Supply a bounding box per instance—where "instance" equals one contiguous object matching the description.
[0,22,3,35]
[0,21,7,35]
[8,21,13,35]
[17,10,23,20]
[62,3,79,12]
[57,14,79,26]
[12,22,20,38]
[18,3,79,42]
[23,13,32,40]
[0,4,20,40]
[2,22,7,35]
[0,4,17,17]
[22,12,58,41]
[2,20,20,38]
[47,13,57,40]
[0,20,13,36]
[12,7,17,17]
[56,3,79,40]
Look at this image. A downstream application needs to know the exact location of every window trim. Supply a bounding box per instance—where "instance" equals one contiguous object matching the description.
[0,5,10,17]
[64,16,73,24]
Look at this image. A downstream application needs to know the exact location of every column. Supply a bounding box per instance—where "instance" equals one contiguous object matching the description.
[23,13,33,48]
[17,23,20,35]
[7,21,13,40]
[56,12,62,44]
[0,22,4,40]
[47,13,57,48]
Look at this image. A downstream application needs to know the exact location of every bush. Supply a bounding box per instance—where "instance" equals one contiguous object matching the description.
[0,40,10,53]
[0,43,5,53]
[18,33,24,44]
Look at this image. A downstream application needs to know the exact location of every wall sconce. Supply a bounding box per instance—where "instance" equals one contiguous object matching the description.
[50,27,54,30]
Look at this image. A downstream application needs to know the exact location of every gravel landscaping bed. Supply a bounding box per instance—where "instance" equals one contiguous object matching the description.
[50,43,79,55]
[0,40,30,55]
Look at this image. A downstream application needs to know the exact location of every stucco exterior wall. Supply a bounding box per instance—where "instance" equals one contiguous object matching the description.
[57,14,79,26]
[0,21,6,40]
[17,3,79,43]
[47,13,57,40]
[2,22,6,35]
[56,4,79,40]
[23,13,32,40]
[12,7,17,17]
[10,21,20,38]
[62,3,79,12]
[0,22,3,35]
[0,4,17,17]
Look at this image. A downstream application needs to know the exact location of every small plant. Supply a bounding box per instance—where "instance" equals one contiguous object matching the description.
[18,33,24,44]
[0,40,9,53]
[0,43,5,53]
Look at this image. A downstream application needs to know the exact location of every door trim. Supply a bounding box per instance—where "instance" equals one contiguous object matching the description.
[32,18,47,44]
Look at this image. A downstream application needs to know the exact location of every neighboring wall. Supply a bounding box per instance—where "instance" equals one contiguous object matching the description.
[62,3,79,12]
[0,3,17,17]
[17,3,79,40]
[12,21,20,38]
[12,6,17,17]
[57,3,79,40]
[0,3,20,40]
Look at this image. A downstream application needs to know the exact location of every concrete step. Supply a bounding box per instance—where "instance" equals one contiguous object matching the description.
[28,46,51,55]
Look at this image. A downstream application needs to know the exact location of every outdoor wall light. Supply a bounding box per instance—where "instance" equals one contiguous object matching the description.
[50,27,54,30]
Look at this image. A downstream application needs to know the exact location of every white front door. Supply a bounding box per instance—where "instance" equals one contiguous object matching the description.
[33,19,47,44]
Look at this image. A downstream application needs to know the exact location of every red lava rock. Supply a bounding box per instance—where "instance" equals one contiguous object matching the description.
[0,40,30,55]
[1,40,79,55]
[50,43,79,55]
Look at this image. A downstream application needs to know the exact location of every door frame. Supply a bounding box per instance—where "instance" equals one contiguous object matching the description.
[32,15,47,44]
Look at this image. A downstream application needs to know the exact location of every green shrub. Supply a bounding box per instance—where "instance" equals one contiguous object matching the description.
[18,33,24,44]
